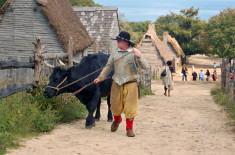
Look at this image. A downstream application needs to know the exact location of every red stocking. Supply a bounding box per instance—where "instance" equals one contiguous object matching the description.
[126,118,134,130]
[114,115,122,123]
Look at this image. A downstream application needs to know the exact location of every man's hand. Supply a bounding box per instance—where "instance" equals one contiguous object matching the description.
[94,78,101,84]
[133,49,141,58]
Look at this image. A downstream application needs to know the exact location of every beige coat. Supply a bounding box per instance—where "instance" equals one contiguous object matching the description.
[98,47,149,85]
[162,65,173,90]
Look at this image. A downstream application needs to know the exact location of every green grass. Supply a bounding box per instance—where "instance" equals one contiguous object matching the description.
[211,86,235,125]
[0,77,87,154]
[139,85,154,98]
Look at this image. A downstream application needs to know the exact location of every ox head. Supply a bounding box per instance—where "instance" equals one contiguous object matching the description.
[43,60,69,98]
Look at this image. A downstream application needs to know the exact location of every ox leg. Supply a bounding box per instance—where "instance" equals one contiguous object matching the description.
[94,98,101,122]
[107,95,113,122]
[85,97,98,129]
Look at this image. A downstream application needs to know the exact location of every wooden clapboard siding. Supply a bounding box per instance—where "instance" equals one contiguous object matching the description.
[0,0,66,84]
[73,7,119,55]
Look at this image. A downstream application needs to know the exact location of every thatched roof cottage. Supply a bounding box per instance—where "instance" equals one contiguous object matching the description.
[0,0,92,83]
[73,7,119,55]
[163,31,185,66]
[137,23,185,77]
[137,23,171,77]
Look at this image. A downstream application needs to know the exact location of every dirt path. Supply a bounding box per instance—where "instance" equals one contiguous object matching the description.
[7,55,235,155]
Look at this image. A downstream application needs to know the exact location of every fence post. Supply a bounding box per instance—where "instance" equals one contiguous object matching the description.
[32,37,46,87]
[67,37,74,67]
[221,58,229,91]
[232,58,235,100]
[225,62,230,92]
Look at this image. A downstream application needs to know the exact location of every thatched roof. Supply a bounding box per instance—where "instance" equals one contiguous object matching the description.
[36,0,92,55]
[138,23,172,63]
[167,34,185,58]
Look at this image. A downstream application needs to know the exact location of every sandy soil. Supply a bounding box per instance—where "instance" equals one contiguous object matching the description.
[7,55,235,155]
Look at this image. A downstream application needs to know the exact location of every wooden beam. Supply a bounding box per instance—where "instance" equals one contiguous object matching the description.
[93,39,99,54]
[0,83,33,99]
[42,53,68,60]
[0,60,34,70]
[67,37,74,67]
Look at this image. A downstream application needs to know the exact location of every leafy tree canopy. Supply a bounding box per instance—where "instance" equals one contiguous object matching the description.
[69,0,101,7]
[155,7,207,55]
[118,13,150,45]
[0,0,7,8]
[204,8,235,59]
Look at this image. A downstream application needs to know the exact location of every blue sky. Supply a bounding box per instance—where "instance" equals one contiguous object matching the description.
[93,0,235,22]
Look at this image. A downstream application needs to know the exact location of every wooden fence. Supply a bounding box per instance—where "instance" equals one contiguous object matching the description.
[221,58,235,99]
[138,67,151,89]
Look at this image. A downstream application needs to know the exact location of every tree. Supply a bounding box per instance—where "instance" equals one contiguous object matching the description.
[204,8,235,59]
[118,13,150,44]
[155,7,207,55]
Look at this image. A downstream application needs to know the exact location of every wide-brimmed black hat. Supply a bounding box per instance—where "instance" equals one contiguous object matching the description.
[112,31,135,46]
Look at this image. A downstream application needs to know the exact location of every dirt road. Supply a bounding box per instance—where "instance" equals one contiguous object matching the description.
[7,55,235,155]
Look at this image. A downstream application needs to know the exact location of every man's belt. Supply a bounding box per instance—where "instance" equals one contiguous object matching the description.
[124,80,137,85]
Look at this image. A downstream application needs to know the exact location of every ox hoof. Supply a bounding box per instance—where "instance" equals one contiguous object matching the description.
[85,123,96,129]
[94,118,100,122]
[107,119,113,122]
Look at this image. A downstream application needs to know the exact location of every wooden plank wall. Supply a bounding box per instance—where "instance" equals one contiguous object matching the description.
[73,7,119,55]
[0,0,66,84]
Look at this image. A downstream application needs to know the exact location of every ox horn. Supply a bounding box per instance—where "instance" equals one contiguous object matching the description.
[57,58,65,70]
[43,60,55,68]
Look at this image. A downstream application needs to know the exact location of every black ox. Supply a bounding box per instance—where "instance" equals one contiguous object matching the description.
[43,52,113,128]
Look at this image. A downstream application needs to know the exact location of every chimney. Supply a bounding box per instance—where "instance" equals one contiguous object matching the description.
[163,31,169,43]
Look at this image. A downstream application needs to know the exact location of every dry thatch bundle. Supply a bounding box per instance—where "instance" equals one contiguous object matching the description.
[138,23,172,63]
[167,34,185,58]
[37,0,92,55]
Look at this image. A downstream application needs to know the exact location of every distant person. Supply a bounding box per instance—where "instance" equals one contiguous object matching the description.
[212,70,217,81]
[213,62,217,70]
[169,64,174,79]
[192,71,197,81]
[192,65,195,73]
[205,69,210,81]
[162,61,173,97]
[199,70,204,81]
[181,64,188,81]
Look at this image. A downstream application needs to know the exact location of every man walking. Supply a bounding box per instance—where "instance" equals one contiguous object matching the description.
[94,31,149,137]
[199,70,204,81]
